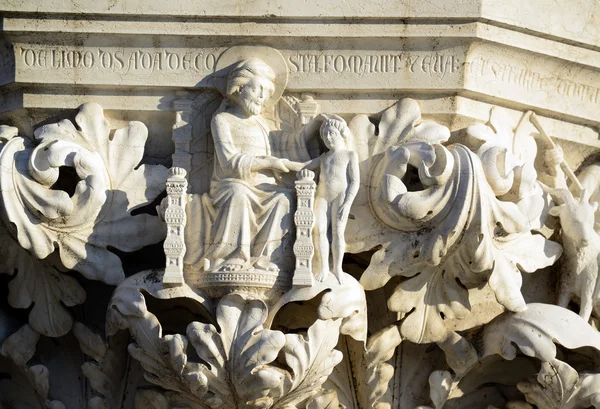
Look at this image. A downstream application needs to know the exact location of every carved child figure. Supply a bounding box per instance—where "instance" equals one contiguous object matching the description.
[303,118,359,283]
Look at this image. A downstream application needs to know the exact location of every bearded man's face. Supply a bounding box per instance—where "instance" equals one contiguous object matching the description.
[238,75,274,116]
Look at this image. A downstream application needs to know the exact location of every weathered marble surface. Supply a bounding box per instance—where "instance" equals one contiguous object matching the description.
[1,2,600,409]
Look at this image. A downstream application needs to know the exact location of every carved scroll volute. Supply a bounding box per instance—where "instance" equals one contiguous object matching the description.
[343,99,562,346]
[0,103,168,285]
[163,167,188,285]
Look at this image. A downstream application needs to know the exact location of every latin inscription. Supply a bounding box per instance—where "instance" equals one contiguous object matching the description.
[18,46,463,79]
[469,56,600,105]
[288,52,461,77]
[19,47,218,74]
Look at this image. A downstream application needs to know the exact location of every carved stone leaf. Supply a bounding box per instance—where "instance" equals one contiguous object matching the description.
[107,270,212,335]
[316,275,368,343]
[276,319,344,408]
[481,303,600,362]
[8,263,85,338]
[344,100,450,256]
[428,371,453,409]
[386,258,470,344]
[1,324,40,367]
[352,325,401,409]
[322,351,356,409]
[359,143,560,343]
[1,325,65,409]
[518,359,600,409]
[466,107,523,197]
[134,389,169,409]
[187,293,286,406]
[267,273,367,344]
[0,102,168,285]
[417,304,600,409]
[74,322,128,408]
[127,314,208,404]
[0,220,86,337]
[306,389,340,409]
[73,322,107,362]
[345,100,560,344]
[108,272,212,407]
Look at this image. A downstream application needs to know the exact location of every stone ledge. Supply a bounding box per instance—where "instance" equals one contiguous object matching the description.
[2,0,599,48]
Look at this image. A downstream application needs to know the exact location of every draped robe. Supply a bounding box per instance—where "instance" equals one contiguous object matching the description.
[184,100,314,272]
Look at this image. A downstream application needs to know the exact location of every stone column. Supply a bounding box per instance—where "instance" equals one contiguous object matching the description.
[163,167,188,284]
[293,169,316,287]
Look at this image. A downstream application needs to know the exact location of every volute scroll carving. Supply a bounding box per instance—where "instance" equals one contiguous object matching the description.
[0,104,167,337]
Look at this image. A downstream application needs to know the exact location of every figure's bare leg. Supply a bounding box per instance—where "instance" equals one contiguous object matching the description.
[314,196,330,282]
[557,289,571,309]
[579,276,595,322]
[331,197,346,284]
[557,275,572,308]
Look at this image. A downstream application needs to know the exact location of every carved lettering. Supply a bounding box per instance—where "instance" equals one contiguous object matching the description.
[19,46,464,82]
[286,52,460,77]
[470,56,600,104]
[18,46,218,75]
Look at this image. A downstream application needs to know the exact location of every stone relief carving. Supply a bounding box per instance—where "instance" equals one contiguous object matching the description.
[1,41,600,409]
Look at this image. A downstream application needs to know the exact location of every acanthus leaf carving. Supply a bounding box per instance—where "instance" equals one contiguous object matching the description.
[481,302,600,362]
[134,389,170,409]
[107,272,211,408]
[1,324,65,409]
[186,293,287,409]
[0,130,86,337]
[418,303,600,409]
[517,359,600,409]
[0,102,168,286]
[73,322,128,409]
[267,273,368,344]
[305,389,340,409]
[354,324,401,409]
[349,100,561,344]
[107,268,367,409]
[0,219,85,337]
[276,318,344,409]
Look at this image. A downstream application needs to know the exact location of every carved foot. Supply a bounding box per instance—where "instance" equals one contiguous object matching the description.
[316,270,329,282]
[333,270,345,285]
[218,258,246,272]
[254,256,280,272]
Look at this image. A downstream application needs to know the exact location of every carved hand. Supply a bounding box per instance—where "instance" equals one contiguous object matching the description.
[338,203,351,222]
[281,159,305,172]
[544,145,564,167]
[252,157,290,173]
[270,158,292,173]
[544,146,568,189]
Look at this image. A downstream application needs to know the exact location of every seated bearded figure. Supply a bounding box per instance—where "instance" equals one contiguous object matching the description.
[184,58,307,274]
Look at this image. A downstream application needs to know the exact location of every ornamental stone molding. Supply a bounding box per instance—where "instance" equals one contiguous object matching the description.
[1,2,600,409]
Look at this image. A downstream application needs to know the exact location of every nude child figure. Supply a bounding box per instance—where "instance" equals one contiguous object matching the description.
[303,118,360,284]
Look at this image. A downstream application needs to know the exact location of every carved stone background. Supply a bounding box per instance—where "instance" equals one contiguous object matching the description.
[1,2,600,409]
